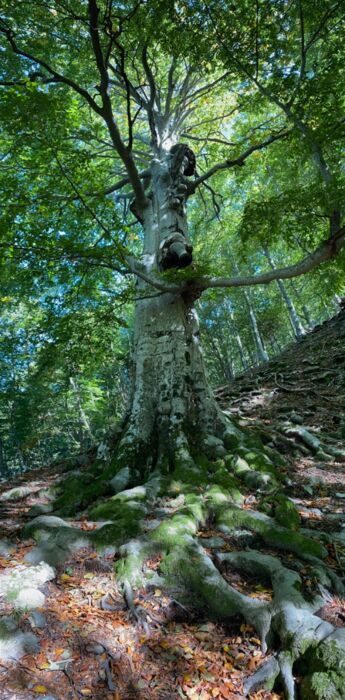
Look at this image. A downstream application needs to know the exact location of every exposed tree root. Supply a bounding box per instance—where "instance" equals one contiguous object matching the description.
[18,423,345,699]
[112,470,345,698]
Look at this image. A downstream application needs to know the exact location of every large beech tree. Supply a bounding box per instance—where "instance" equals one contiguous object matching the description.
[1,0,343,473]
[1,2,345,696]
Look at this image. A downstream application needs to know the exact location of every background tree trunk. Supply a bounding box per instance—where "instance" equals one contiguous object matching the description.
[263,247,306,338]
[242,290,269,363]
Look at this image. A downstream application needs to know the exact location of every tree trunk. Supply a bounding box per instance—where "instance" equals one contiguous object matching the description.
[118,291,232,473]
[242,289,269,363]
[116,148,233,474]
[227,305,248,371]
[272,332,282,354]
[289,280,314,328]
[69,376,94,449]
[207,334,234,383]
[0,437,9,477]
[263,247,305,338]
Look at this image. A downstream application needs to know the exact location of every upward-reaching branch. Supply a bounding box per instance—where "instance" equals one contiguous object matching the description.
[87,0,147,211]
[0,6,148,213]
[141,44,159,147]
[0,21,102,114]
[187,130,290,194]
[164,57,177,121]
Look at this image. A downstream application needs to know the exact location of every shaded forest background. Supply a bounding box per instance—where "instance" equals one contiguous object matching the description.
[1,218,343,475]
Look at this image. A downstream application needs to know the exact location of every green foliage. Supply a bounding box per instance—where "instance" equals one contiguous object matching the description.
[0,0,344,469]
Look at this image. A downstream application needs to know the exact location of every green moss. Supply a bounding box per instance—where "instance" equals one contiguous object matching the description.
[53,456,135,516]
[236,446,252,459]
[184,493,201,506]
[300,672,342,700]
[89,497,146,522]
[205,484,233,506]
[211,470,244,504]
[166,479,197,496]
[54,471,110,516]
[243,451,277,475]
[224,454,235,469]
[182,501,206,522]
[263,446,287,467]
[160,542,241,618]
[112,485,147,502]
[243,470,274,491]
[192,452,211,471]
[114,542,151,588]
[237,443,285,469]
[91,514,142,547]
[207,458,225,474]
[274,496,301,531]
[171,462,207,486]
[232,456,251,476]
[217,506,327,559]
[150,509,200,547]
[222,427,242,450]
[305,639,345,678]
[231,454,276,491]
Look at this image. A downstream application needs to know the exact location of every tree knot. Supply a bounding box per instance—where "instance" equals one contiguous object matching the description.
[169,144,196,177]
[158,233,193,270]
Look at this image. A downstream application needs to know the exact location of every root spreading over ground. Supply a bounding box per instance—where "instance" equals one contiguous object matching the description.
[0,312,345,700]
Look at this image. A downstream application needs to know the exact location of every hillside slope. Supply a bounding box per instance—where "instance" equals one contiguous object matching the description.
[216,309,345,492]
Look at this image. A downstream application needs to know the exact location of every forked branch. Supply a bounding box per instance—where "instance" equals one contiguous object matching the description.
[187,129,290,194]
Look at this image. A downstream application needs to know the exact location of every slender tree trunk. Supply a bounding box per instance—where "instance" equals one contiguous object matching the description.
[208,334,234,383]
[227,307,248,371]
[289,280,314,328]
[272,333,282,354]
[242,290,269,363]
[263,247,305,338]
[69,376,94,449]
[0,437,9,477]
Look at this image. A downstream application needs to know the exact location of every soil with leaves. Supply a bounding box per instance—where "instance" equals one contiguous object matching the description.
[0,313,344,700]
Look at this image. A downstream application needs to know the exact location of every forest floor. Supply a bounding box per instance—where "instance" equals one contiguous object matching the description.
[0,312,344,700]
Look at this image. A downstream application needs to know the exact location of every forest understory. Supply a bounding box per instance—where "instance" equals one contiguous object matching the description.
[0,312,345,700]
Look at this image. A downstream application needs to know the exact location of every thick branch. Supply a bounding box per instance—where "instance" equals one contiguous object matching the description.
[87,0,148,210]
[305,1,344,53]
[73,169,151,201]
[125,257,181,293]
[187,130,290,194]
[164,57,177,120]
[141,45,159,146]
[141,45,157,111]
[0,23,101,114]
[197,225,345,290]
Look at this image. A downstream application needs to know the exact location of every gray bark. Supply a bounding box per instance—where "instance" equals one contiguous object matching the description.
[263,247,306,338]
[289,280,314,328]
[117,148,231,472]
[242,290,269,363]
[69,376,93,448]
[0,437,9,477]
[227,304,248,371]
